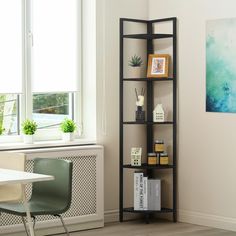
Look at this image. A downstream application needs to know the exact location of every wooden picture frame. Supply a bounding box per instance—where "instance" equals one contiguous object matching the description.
[147,54,169,78]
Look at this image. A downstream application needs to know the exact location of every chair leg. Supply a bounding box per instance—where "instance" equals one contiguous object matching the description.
[21,217,30,236]
[55,214,70,236]
[32,215,36,229]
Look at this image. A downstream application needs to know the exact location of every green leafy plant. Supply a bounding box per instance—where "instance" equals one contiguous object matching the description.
[128,55,143,67]
[60,119,76,133]
[0,127,5,135]
[22,119,37,135]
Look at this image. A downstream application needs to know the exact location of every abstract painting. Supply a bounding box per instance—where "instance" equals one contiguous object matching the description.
[206,18,236,113]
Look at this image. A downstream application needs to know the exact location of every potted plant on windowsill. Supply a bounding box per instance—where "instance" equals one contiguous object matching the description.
[22,119,37,144]
[128,54,143,78]
[60,118,76,142]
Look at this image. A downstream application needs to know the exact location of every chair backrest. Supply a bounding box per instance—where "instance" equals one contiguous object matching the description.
[0,152,25,202]
[31,158,73,213]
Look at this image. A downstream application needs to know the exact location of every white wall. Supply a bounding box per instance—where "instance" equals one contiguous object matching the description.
[96,0,148,217]
[149,0,236,231]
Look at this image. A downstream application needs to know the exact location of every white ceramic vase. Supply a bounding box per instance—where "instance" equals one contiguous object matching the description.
[62,132,74,142]
[23,134,33,144]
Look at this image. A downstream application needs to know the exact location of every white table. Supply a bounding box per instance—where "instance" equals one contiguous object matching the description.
[0,168,54,236]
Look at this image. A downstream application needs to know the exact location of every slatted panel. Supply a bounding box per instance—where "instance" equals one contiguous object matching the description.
[0,155,97,226]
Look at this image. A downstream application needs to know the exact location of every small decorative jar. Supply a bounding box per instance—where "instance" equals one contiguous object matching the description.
[154,140,164,153]
[148,153,157,165]
[160,152,169,165]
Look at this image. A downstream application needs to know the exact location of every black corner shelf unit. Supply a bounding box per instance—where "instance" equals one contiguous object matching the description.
[119,17,177,223]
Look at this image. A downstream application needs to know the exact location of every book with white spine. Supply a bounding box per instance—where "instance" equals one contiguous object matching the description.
[134,172,144,210]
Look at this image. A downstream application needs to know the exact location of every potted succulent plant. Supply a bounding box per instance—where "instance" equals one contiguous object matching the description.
[22,119,37,144]
[128,54,143,78]
[60,118,76,142]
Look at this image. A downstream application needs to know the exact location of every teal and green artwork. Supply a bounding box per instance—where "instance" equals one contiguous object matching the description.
[206,18,236,113]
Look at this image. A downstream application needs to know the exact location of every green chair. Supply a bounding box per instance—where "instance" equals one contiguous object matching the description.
[0,158,73,236]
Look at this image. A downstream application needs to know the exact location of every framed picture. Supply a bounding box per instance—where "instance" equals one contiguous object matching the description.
[147,54,169,78]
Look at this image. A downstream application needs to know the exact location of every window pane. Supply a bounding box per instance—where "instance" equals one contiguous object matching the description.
[33,93,72,129]
[0,94,19,135]
[0,1,22,93]
[32,0,78,93]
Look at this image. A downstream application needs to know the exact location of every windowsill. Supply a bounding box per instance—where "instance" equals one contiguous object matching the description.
[0,138,96,151]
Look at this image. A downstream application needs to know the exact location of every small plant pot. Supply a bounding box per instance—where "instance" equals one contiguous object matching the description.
[130,67,141,78]
[62,132,74,142]
[23,135,33,144]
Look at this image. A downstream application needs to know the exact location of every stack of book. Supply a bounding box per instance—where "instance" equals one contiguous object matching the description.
[134,172,161,211]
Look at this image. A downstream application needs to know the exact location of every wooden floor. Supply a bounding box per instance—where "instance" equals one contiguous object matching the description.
[54,221,236,236]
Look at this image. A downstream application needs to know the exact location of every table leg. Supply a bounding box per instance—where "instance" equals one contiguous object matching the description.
[22,184,35,236]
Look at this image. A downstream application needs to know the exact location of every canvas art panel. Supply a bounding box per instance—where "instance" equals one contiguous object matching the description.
[206,18,236,113]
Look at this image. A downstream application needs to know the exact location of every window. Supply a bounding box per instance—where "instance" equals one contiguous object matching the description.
[33,93,72,130]
[0,0,81,141]
[0,94,20,136]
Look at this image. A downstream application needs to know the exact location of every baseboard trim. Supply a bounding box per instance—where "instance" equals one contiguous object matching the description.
[104,210,119,223]
[104,209,144,223]
[179,209,236,232]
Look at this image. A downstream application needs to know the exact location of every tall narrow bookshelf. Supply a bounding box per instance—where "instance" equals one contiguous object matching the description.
[119,17,177,223]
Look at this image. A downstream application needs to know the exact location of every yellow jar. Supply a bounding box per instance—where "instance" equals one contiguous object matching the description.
[148,153,157,165]
[154,140,164,153]
[160,152,169,165]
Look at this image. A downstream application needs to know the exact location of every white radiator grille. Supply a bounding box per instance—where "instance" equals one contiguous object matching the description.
[0,154,97,226]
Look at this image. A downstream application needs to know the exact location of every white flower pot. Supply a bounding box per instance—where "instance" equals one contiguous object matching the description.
[23,135,33,144]
[62,132,74,142]
[130,66,142,78]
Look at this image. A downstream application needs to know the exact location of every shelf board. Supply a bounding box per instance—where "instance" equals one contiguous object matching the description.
[123,164,174,169]
[123,78,174,81]
[123,207,174,213]
[123,121,174,125]
[122,34,173,39]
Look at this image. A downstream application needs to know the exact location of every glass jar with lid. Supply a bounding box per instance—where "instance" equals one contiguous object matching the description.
[147,153,157,165]
[160,152,169,165]
[154,140,164,153]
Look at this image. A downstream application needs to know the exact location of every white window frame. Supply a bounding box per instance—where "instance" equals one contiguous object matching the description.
[0,0,82,143]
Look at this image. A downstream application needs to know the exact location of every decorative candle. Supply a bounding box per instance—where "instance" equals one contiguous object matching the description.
[160,152,169,165]
[148,153,157,165]
[154,140,164,153]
